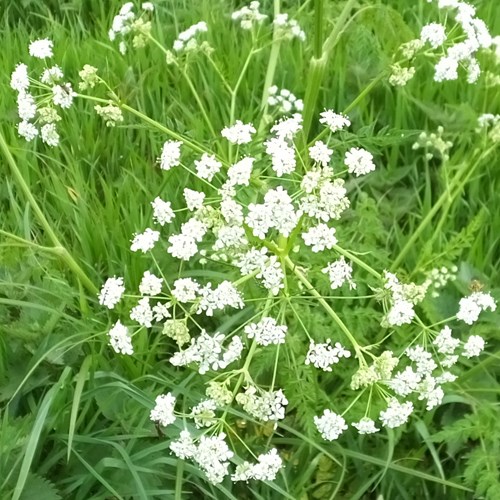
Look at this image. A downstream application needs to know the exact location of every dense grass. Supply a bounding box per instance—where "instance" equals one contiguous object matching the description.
[1,0,500,498]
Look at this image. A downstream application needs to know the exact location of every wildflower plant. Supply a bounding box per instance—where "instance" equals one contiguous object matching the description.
[7,0,499,493]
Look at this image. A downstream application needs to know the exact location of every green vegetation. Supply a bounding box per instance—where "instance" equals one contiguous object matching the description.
[1,1,499,498]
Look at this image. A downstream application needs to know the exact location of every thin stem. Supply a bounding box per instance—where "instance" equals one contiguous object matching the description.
[333,244,382,279]
[0,132,97,295]
[285,256,364,361]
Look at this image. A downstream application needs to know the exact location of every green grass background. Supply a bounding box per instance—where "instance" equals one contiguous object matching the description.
[1,0,499,498]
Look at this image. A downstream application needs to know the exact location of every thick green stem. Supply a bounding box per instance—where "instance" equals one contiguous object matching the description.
[0,131,97,295]
[258,0,281,133]
[301,0,358,141]
[284,256,364,360]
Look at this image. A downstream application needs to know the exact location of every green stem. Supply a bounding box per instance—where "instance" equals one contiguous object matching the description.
[333,244,382,279]
[0,132,97,295]
[285,256,364,360]
[257,0,282,134]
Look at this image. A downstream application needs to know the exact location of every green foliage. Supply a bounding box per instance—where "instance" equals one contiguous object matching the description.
[1,0,499,498]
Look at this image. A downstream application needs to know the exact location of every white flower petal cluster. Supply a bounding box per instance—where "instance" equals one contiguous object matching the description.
[232,449,283,482]
[213,225,248,251]
[130,227,160,253]
[433,325,459,354]
[305,340,351,371]
[246,186,301,239]
[172,278,200,302]
[108,320,133,355]
[319,109,351,132]
[314,410,348,441]
[300,176,350,222]
[351,417,380,434]
[167,218,208,260]
[322,257,355,289]
[309,140,333,167]
[244,317,287,346]
[236,386,288,422]
[344,147,376,176]
[184,188,205,211]
[158,140,182,171]
[150,393,176,427]
[195,153,222,181]
[151,196,175,225]
[10,63,29,92]
[431,1,493,83]
[462,335,485,358]
[130,297,154,327]
[99,276,125,309]
[302,223,337,252]
[221,120,256,144]
[232,2,267,30]
[456,291,496,324]
[173,21,208,53]
[52,83,75,109]
[267,86,303,113]
[170,330,244,374]
[379,399,413,428]
[420,23,447,48]
[273,13,306,41]
[170,431,233,484]
[197,281,244,316]
[139,271,163,296]
[41,66,64,85]
[29,39,53,59]
[227,157,254,186]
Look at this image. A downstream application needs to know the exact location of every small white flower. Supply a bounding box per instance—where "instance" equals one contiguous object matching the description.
[184,188,205,210]
[456,291,496,324]
[18,121,38,141]
[314,410,348,441]
[309,140,333,167]
[139,271,163,296]
[195,153,222,181]
[41,66,64,84]
[130,228,160,253]
[244,317,287,346]
[379,399,413,428]
[420,23,447,48]
[150,393,176,427]
[302,224,337,252]
[29,38,54,58]
[172,278,200,302]
[221,120,256,144]
[158,140,182,170]
[462,335,485,358]
[108,320,133,355]
[10,63,29,92]
[322,257,355,289]
[305,340,350,371]
[52,83,75,108]
[352,417,380,434]
[40,123,60,147]
[99,276,125,309]
[344,147,376,176]
[319,109,351,132]
[130,297,154,327]
[151,197,175,225]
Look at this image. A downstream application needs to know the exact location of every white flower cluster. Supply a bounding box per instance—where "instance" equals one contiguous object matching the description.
[267,86,304,114]
[109,2,154,55]
[322,257,356,290]
[231,1,267,30]
[173,21,208,53]
[244,317,287,346]
[273,13,306,41]
[305,340,351,371]
[383,271,429,327]
[170,430,233,484]
[236,386,288,422]
[149,393,176,427]
[319,109,351,133]
[98,276,126,309]
[170,330,244,374]
[412,126,453,162]
[11,41,75,147]
[232,449,283,482]
[456,291,496,325]
[108,320,133,355]
[314,410,348,441]
[221,120,256,144]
